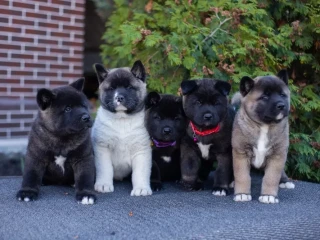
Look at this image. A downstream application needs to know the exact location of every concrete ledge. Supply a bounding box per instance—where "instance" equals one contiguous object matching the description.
[0,175,319,239]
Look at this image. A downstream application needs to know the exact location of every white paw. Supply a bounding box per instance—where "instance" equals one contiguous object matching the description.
[234,194,252,202]
[259,195,279,204]
[229,181,235,188]
[21,197,30,202]
[279,182,295,189]
[79,196,95,205]
[130,188,152,196]
[94,183,114,193]
[212,190,226,196]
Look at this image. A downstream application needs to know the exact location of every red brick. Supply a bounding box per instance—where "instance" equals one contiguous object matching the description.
[37,72,58,77]
[63,9,83,15]
[11,54,34,59]
[51,0,71,6]
[0,70,7,75]
[11,71,33,76]
[25,46,46,52]
[0,132,7,137]
[0,1,9,7]
[76,2,85,8]
[50,31,70,38]
[62,57,82,62]
[12,18,34,26]
[38,55,58,61]
[25,29,46,35]
[11,114,34,119]
[0,44,21,50]
[0,87,6,92]
[0,53,7,58]
[0,61,20,67]
[13,2,35,9]
[25,63,46,68]
[75,18,84,24]
[12,36,34,43]
[24,79,46,85]
[26,12,47,19]
[51,15,70,22]
[50,48,69,54]
[0,123,20,128]
[39,5,59,12]
[38,22,59,28]
[63,25,83,32]
[11,131,30,137]
[0,27,21,33]
[38,39,58,45]
[0,9,21,16]
[62,41,83,48]
[0,17,9,23]
[11,87,33,93]
[0,114,6,120]
[0,79,20,84]
[61,73,81,78]
[50,64,69,70]
[50,80,70,86]
[74,50,83,55]
[24,122,33,128]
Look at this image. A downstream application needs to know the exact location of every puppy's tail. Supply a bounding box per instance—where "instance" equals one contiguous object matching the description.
[231,92,242,111]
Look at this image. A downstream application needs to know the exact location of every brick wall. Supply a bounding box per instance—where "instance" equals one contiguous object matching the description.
[0,0,85,139]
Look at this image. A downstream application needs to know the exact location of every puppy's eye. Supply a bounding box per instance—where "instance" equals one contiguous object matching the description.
[64,106,72,112]
[261,95,269,100]
[280,93,287,98]
[153,115,161,120]
[126,85,134,90]
[174,116,181,121]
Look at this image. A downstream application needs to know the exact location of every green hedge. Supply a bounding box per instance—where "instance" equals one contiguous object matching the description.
[98,0,320,182]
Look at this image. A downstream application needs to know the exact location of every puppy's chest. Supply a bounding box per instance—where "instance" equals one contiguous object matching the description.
[252,126,271,168]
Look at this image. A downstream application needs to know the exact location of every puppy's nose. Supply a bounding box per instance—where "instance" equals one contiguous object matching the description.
[81,114,90,122]
[162,127,172,135]
[276,103,285,110]
[116,95,124,102]
[203,113,212,120]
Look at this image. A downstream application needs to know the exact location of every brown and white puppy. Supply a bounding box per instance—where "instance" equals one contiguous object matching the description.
[232,70,295,204]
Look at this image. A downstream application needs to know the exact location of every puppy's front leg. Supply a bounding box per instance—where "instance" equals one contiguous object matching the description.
[233,149,252,202]
[16,154,46,202]
[131,148,152,196]
[150,160,162,191]
[94,145,114,193]
[259,153,286,204]
[212,151,233,196]
[73,155,96,205]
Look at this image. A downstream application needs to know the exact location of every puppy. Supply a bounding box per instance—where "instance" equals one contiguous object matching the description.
[180,79,235,195]
[16,78,96,204]
[145,92,187,190]
[92,60,152,196]
[232,70,295,204]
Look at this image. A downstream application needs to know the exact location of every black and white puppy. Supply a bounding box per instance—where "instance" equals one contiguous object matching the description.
[145,92,187,190]
[92,61,152,196]
[16,78,96,204]
[180,79,235,196]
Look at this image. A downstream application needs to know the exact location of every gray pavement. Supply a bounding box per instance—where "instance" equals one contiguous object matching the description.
[0,175,319,240]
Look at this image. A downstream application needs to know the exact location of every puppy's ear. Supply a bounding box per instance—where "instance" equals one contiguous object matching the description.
[215,80,231,96]
[277,69,288,85]
[70,78,85,91]
[240,76,254,97]
[145,92,161,109]
[93,63,109,84]
[180,80,198,95]
[131,60,146,82]
[37,88,55,110]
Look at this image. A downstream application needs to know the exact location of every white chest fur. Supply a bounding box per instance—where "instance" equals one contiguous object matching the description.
[54,155,66,174]
[161,156,171,163]
[253,125,269,168]
[197,143,212,160]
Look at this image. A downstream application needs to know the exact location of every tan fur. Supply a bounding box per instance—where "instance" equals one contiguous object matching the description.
[232,77,290,202]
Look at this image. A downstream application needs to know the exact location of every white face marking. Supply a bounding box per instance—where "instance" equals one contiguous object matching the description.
[54,155,66,174]
[161,156,171,163]
[197,143,212,160]
[114,91,127,111]
[252,125,269,168]
[276,113,283,120]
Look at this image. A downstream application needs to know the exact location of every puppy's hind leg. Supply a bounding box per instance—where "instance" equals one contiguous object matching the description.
[279,170,295,189]
[131,149,152,196]
[94,145,114,193]
[212,152,232,196]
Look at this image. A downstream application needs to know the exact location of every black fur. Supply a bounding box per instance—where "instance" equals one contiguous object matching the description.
[180,79,235,193]
[145,93,187,190]
[16,79,96,203]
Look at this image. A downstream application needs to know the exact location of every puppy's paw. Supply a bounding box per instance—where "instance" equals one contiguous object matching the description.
[16,189,38,202]
[233,194,252,202]
[94,183,114,193]
[279,182,295,189]
[76,192,96,205]
[151,182,163,192]
[259,195,279,204]
[130,188,152,196]
[179,180,204,191]
[212,187,228,196]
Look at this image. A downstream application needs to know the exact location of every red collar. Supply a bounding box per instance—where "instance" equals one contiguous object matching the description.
[190,121,221,136]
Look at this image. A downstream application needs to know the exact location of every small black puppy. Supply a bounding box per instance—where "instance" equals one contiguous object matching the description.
[16,78,96,204]
[180,79,235,196]
[145,92,187,190]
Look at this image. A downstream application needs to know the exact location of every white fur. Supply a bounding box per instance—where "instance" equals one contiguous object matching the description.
[234,194,252,202]
[92,107,152,196]
[279,182,295,189]
[54,155,66,174]
[161,156,171,163]
[79,196,95,205]
[276,113,284,120]
[212,190,226,196]
[197,143,212,160]
[259,195,279,204]
[229,181,235,188]
[252,125,269,168]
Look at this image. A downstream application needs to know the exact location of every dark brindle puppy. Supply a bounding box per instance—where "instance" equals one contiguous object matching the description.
[232,70,295,204]
[180,79,235,196]
[16,78,96,204]
[145,92,187,190]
